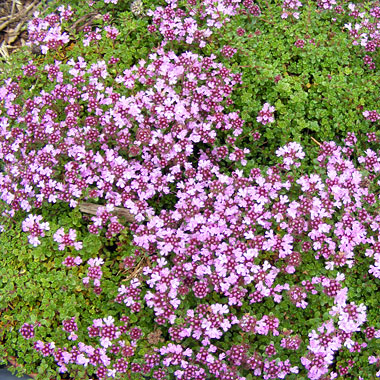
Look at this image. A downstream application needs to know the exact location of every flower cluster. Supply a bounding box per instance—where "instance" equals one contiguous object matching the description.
[131,0,144,16]
[3,0,380,378]
[83,257,104,294]
[26,8,72,54]
[115,278,143,313]
[62,255,83,267]
[242,0,261,16]
[21,214,50,247]
[257,102,276,125]
[22,61,37,77]
[221,45,237,59]
[363,55,376,70]
[276,141,305,169]
[287,285,308,308]
[147,0,244,48]
[19,323,35,340]
[62,317,79,341]
[281,0,303,19]
[343,3,380,69]
[294,39,305,48]
[167,303,236,342]
[363,109,380,122]
[88,205,125,238]
[104,26,119,40]
[53,227,83,251]
[83,27,102,47]
[316,0,336,10]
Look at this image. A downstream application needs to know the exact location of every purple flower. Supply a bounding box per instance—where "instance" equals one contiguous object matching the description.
[276,142,305,169]
[294,39,305,48]
[53,227,83,251]
[22,214,50,247]
[20,323,35,339]
[363,110,380,122]
[257,103,275,125]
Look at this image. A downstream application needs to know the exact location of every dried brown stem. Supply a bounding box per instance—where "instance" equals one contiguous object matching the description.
[10,0,17,17]
[310,136,321,146]
[122,257,148,282]
[79,202,136,223]
[6,22,23,45]
[0,0,39,32]
[68,12,102,34]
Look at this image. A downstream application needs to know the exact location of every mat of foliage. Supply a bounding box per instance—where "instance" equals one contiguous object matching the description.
[0,0,380,379]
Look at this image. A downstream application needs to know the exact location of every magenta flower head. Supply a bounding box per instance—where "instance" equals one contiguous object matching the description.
[104,25,119,40]
[53,227,83,251]
[22,60,37,77]
[20,323,35,339]
[257,103,275,125]
[22,214,50,247]
[221,45,237,59]
[363,110,380,122]
[62,255,83,267]
[294,39,305,48]
[275,142,305,170]
[62,317,78,333]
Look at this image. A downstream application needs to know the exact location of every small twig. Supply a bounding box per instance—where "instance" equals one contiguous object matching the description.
[310,136,321,146]
[79,202,136,223]
[67,12,102,33]
[122,257,148,282]
[0,42,10,61]
[11,0,16,17]
[0,15,12,22]
[259,17,276,25]
[0,0,39,32]
[16,0,23,13]
[6,22,24,45]
[0,17,15,32]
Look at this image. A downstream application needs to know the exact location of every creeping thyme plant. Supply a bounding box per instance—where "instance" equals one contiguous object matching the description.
[0,0,380,379]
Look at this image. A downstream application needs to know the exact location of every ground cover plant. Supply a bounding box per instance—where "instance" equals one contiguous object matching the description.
[0,0,380,379]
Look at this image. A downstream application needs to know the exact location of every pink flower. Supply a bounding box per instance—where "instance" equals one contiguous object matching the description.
[22,214,50,246]
[53,227,83,251]
[68,332,78,341]
[257,103,275,125]
[294,39,305,48]
[363,110,380,122]
[104,26,119,40]
[276,142,305,169]
[62,256,82,267]
[221,45,237,58]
